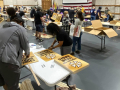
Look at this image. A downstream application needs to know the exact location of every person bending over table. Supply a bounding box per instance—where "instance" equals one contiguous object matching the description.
[71,11,84,55]
[104,7,110,22]
[0,17,30,90]
[47,23,72,55]
[6,7,24,26]
[96,7,102,20]
[107,11,113,28]
[19,10,29,19]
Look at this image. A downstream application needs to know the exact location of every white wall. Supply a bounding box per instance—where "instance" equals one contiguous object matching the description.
[4,0,37,5]
[95,0,120,19]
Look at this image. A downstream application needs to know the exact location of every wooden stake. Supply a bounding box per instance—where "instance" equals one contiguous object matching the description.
[28,64,41,86]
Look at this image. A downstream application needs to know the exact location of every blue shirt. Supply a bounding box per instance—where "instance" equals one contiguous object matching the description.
[96,9,101,17]
[90,9,95,16]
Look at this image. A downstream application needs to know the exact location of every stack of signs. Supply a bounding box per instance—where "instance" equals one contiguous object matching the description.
[51,13,58,20]
[22,52,39,66]
[55,14,62,22]
[34,49,61,62]
[84,20,118,38]
[55,54,89,74]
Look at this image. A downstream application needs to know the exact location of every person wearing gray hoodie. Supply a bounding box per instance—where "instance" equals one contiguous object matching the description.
[0,18,30,90]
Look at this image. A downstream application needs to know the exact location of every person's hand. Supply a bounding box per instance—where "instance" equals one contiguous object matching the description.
[25,53,30,58]
[69,23,72,25]
[73,33,76,36]
[48,47,53,50]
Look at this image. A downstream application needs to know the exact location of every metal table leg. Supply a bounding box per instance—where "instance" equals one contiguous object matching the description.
[101,36,103,51]
[55,85,57,90]
[104,36,106,49]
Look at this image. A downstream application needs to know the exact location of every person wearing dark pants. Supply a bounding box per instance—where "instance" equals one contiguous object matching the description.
[72,32,82,53]
[0,18,30,90]
[69,7,75,24]
[71,11,84,55]
[47,23,72,56]
[34,7,44,42]
[107,11,114,29]
[96,7,102,20]
[90,5,96,20]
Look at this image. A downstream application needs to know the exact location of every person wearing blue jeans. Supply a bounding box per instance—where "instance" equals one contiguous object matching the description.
[72,32,82,53]
[71,11,84,55]
[90,5,96,20]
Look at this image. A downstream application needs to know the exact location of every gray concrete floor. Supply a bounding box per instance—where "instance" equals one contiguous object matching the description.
[0,21,120,90]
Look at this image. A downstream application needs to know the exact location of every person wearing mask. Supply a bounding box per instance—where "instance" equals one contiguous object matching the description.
[90,5,96,20]
[34,7,44,42]
[20,5,23,11]
[0,17,30,90]
[30,7,36,18]
[104,7,110,22]
[96,7,102,20]
[62,11,71,35]
[81,5,85,16]
[47,23,72,55]
[6,7,23,22]
[71,11,84,55]
[69,7,75,24]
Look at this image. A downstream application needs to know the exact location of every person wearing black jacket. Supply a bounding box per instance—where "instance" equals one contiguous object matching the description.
[69,7,75,24]
[30,7,36,18]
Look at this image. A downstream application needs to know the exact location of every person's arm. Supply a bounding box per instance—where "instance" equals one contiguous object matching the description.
[49,41,63,50]
[19,27,30,58]
[40,17,44,22]
[51,39,57,47]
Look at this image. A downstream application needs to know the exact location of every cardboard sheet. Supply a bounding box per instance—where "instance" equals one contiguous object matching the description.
[34,49,61,62]
[55,54,89,74]
[91,20,103,29]
[103,29,118,38]
[115,22,120,26]
[110,20,119,25]
[88,30,101,35]
[22,52,39,66]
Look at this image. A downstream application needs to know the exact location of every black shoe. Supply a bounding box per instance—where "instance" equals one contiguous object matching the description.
[75,50,80,54]
[70,52,74,55]
[39,39,44,42]
[36,37,39,39]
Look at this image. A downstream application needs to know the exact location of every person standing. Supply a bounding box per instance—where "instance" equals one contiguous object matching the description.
[3,6,6,13]
[20,6,23,11]
[107,11,113,28]
[62,11,71,35]
[71,11,84,55]
[34,7,44,42]
[104,7,110,22]
[69,7,75,24]
[15,6,18,12]
[90,5,96,20]
[47,23,72,55]
[81,5,85,16]
[96,7,102,20]
[0,17,30,90]
[30,7,36,18]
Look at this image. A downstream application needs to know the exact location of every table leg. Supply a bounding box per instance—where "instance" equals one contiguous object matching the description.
[104,36,106,49]
[63,75,72,90]
[55,85,57,90]
[101,36,103,51]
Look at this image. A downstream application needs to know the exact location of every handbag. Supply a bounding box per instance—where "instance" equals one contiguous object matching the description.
[69,25,82,37]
